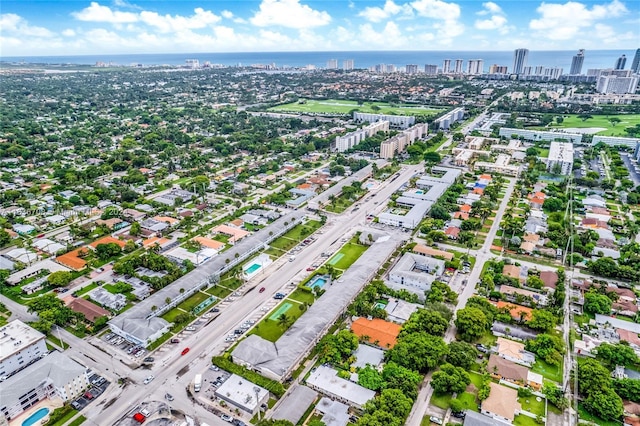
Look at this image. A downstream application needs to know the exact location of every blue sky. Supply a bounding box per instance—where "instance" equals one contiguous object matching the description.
[1,0,638,56]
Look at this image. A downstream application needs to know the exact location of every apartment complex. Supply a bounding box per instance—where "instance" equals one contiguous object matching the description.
[499,128,583,144]
[380,123,428,159]
[434,107,464,130]
[0,320,47,378]
[335,120,389,152]
[353,112,415,130]
[546,141,574,175]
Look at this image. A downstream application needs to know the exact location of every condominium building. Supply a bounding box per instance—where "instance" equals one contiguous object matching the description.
[596,74,639,94]
[353,112,415,129]
[632,48,640,74]
[342,59,354,71]
[335,121,390,152]
[592,135,640,149]
[424,64,438,75]
[570,49,585,75]
[546,141,574,175]
[467,59,484,75]
[513,48,529,74]
[0,351,90,421]
[489,64,508,74]
[499,128,583,144]
[615,54,627,70]
[454,59,463,74]
[434,107,464,130]
[405,64,418,74]
[442,59,451,74]
[326,59,338,69]
[379,123,428,159]
[0,320,47,378]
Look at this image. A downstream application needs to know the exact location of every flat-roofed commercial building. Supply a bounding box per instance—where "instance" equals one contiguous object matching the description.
[0,320,47,378]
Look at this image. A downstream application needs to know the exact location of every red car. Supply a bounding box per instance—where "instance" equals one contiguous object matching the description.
[181,347,190,356]
[259,287,266,293]
[306,267,315,271]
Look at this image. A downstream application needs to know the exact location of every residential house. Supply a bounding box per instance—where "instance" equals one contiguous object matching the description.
[480,383,521,423]
[539,271,558,291]
[67,297,111,323]
[351,317,401,349]
[494,301,533,322]
[494,337,535,366]
[487,354,543,390]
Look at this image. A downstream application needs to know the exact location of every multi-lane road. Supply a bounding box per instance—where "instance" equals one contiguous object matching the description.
[52,162,424,425]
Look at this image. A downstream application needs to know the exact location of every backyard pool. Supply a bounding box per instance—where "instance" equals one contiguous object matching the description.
[309,276,328,289]
[416,190,424,194]
[22,408,49,426]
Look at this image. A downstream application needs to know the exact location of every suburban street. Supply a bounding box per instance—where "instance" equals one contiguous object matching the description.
[44,161,424,425]
[405,176,518,426]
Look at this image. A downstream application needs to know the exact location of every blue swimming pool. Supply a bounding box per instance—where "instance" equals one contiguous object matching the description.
[416,190,424,194]
[310,276,327,289]
[22,408,49,426]
[245,263,261,274]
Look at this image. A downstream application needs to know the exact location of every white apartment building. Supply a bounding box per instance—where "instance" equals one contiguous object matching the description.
[597,75,640,94]
[353,112,415,129]
[499,128,583,143]
[379,123,428,159]
[0,320,47,378]
[0,351,90,421]
[335,120,389,152]
[388,252,445,295]
[546,141,574,174]
[592,135,640,149]
[434,107,464,130]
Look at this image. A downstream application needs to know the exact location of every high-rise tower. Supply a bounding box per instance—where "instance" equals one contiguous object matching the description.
[615,54,627,70]
[570,49,585,75]
[512,48,529,74]
[631,49,640,73]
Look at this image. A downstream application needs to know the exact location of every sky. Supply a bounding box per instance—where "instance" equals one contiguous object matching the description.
[1,0,639,56]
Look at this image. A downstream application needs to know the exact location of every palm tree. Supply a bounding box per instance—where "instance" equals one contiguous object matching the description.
[277,313,292,329]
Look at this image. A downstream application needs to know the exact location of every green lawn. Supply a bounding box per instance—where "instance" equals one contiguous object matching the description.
[287,288,316,305]
[430,392,452,409]
[513,414,539,426]
[75,283,99,296]
[205,285,232,299]
[469,371,484,388]
[457,392,479,412]
[176,291,210,312]
[328,243,368,270]
[532,359,563,383]
[270,236,298,251]
[540,114,640,136]
[519,396,546,416]
[250,301,308,342]
[161,307,189,323]
[269,99,445,116]
[67,416,87,426]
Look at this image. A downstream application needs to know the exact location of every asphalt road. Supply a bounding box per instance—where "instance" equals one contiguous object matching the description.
[405,176,517,426]
[80,162,424,425]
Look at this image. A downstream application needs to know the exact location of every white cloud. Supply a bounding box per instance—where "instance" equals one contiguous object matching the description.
[72,2,138,23]
[530,0,628,40]
[475,1,511,34]
[477,1,503,15]
[221,10,234,19]
[410,0,461,19]
[62,29,76,37]
[358,21,405,47]
[139,8,220,33]
[0,13,54,37]
[359,1,412,23]
[250,0,331,29]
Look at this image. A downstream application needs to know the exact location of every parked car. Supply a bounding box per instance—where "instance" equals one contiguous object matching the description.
[170,338,180,344]
[185,326,196,331]
[165,393,174,401]
[143,357,154,363]
[220,414,234,423]
[181,347,190,355]
[429,417,443,425]
[210,365,219,371]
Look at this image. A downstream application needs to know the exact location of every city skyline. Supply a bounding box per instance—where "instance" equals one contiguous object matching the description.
[1,0,639,56]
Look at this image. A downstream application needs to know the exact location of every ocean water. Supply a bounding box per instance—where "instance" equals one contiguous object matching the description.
[1,50,632,73]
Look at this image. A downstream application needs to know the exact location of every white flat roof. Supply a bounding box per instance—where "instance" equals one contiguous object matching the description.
[0,320,46,362]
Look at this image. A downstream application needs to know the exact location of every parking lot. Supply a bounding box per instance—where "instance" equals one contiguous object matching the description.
[71,373,109,411]
[101,332,148,360]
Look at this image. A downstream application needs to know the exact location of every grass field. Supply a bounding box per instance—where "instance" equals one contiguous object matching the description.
[540,114,640,136]
[161,307,188,323]
[205,285,232,299]
[251,300,307,341]
[578,404,621,426]
[269,99,445,116]
[519,396,545,416]
[269,220,322,251]
[328,243,368,270]
[514,414,539,426]
[287,288,316,305]
[176,291,210,312]
[532,359,562,383]
[430,392,452,409]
